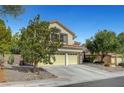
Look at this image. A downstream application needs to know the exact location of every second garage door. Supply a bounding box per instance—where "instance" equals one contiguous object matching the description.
[68,54,78,65]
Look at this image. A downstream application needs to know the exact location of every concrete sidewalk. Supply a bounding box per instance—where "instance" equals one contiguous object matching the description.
[1,65,124,87]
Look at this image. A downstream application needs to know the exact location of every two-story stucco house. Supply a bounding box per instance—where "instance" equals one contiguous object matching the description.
[38,21,83,67]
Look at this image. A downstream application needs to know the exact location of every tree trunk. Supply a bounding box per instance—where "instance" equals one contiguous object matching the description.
[33,62,37,72]
[101,53,106,63]
[33,61,40,74]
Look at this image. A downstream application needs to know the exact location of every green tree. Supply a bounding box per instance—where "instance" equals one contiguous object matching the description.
[117,32,124,55]
[0,5,24,18]
[85,37,98,62]
[86,37,97,54]
[10,32,21,54]
[86,29,118,62]
[0,19,12,64]
[20,15,62,72]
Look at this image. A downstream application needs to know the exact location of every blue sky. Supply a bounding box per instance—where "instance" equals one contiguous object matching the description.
[4,5,124,43]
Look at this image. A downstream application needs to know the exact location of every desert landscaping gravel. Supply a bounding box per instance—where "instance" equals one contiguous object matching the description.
[4,66,57,82]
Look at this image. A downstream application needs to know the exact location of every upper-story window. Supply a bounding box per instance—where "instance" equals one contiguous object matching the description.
[50,27,68,44]
[50,27,60,41]
[51,33,59,41]
[60,34,68,43]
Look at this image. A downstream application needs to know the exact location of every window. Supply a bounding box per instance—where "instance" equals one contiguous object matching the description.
[51,33,59,41]
[60,34,68,43]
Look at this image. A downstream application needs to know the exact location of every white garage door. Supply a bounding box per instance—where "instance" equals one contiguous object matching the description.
[53,54,65,65]
[68,54,78,65]
[38,54,79,67]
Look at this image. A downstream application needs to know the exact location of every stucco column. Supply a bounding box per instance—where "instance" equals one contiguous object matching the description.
[79,53,82,64]
[65,53,68,66]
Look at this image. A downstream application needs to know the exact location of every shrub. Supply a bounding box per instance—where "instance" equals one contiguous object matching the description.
[83,55,96,63]
[8,54,14,65]
[118,62,124,67]
[104,63,110,67]
[93,61,104,64]
[83,58,92,63]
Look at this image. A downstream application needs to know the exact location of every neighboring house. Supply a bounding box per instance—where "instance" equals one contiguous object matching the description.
[83,50,124,67]
[38,21,83,67]
[82,44,124,67]
[98,53,124,67]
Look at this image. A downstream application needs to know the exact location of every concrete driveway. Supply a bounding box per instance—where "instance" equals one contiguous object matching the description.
[44,65,110,79]
[41,65,111,86]
[1,64,124,87]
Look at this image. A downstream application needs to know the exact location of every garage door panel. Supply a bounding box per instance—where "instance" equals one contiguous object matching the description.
[38,54,65,67]
[53,55,65,65]
[68,55,78,65]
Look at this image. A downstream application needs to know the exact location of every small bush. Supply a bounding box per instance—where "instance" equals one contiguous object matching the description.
[19,60,25,66]
[19,60,33,66]
[83,58,92,63]
[104,63,110,67]
[93,61,104,64]
[83,55,96,63]
[119,63,124,67]
[8,54,14,65]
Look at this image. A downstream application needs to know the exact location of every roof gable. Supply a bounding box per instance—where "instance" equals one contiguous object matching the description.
[50,21,76,39]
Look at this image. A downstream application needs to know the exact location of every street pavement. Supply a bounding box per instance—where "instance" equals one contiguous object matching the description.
[61,76,124,87]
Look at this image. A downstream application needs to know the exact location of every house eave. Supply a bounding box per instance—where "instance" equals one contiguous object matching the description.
[58,47,83,53]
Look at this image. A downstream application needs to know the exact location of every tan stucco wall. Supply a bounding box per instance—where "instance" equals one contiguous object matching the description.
[2,54,21,65]
[93,55,111,63]
[50,23,74,45]
[94,55,123,65]
[68,34,74,45]
[111,56,123,65]
[116,57,123,65]
[111,57,115,64]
